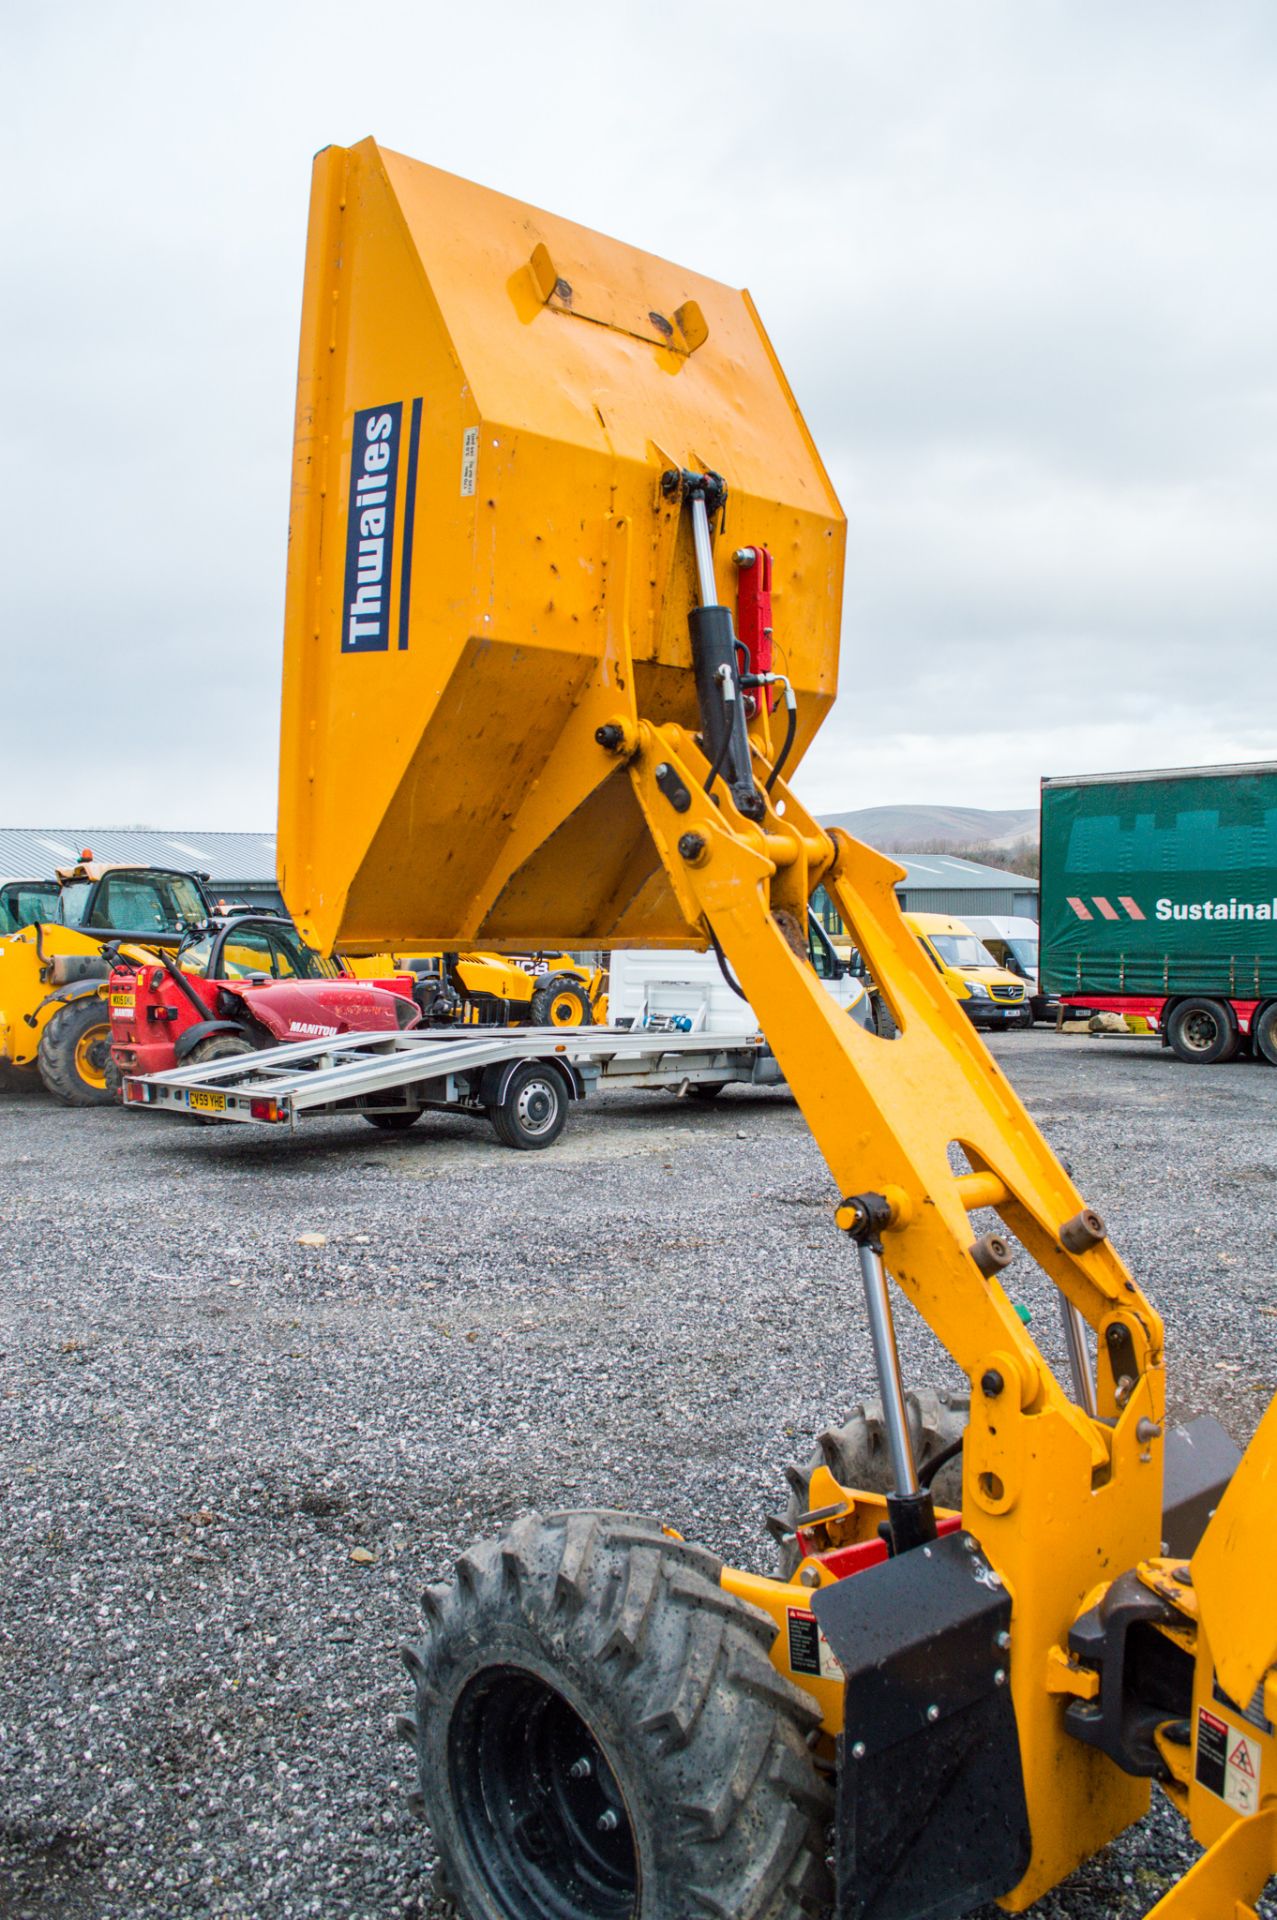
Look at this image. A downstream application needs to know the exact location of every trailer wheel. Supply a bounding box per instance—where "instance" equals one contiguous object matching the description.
[401,1510,831,1920]
[532,975,594,1028]
[775,1386,968,1577]
[1165,997,1240,1065]
[38,998,116,1107]
[1253,1001,1277,1066]
[489,1062,568,1149]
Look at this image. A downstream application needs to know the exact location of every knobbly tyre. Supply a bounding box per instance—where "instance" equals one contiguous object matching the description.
[274,143,1276,1919]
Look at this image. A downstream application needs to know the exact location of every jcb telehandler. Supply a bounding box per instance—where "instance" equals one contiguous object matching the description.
[278,142,1277,1920]
[0,858,221,1104]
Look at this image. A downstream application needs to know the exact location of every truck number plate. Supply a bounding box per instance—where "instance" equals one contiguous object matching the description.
[109,992,134,1008]
[189,1090,226,1113]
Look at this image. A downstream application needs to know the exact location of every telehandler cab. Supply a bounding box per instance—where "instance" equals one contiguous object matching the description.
[0,858,221,1104]
[278,141,1277,1920]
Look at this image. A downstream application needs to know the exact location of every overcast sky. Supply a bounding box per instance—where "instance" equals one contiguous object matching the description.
[3,2,1274,831]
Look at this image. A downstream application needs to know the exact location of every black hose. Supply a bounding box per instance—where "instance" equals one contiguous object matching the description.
[765,694,799,794]
[706,921,750,1003]
[703,715,735,797]
[917,1434,964,1490]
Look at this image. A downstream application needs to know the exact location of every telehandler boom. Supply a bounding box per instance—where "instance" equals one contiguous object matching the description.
[278,140,1277,1920]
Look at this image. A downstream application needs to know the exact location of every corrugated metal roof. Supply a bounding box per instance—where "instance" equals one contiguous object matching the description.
[893,854,1037,893]
[0,828,278,883]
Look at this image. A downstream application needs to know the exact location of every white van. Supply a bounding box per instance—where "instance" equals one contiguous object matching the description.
[607,916,872,1038]
[961,915,1055,1023]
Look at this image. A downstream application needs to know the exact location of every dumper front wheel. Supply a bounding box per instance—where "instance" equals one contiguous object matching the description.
[776,1386,968,1576]
[38,998,116,1107]
[401,1511,830,1920]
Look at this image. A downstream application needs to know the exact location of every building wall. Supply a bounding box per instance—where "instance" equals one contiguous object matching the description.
[814,883,1039,934]
[899,886,1038,920]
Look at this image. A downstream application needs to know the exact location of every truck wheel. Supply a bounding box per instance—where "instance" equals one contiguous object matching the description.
[532,975,593,1027]
[489,1062,567,1149]
[874,996,899,1039]
[775,1386,968,1577]
[363,1109,424,1131]
[1165,998,1240,1065]
[38,999,116,1107]
[1253,1001,1277,1066]
[401,1510,831,1920]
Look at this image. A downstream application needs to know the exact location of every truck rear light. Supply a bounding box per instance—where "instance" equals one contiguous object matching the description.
[126,1080,150,1103]
[250,1096,285,1122]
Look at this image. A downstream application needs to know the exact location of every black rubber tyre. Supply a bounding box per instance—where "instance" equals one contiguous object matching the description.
[37,998,116,1107]
[187,1031,257,1065]
[363,1109,424,1131]
[776,1386,968,1577]
[401,1510,831,1920]
[688,1083,725,1100]
[1165,997,1240,1066]
[489,1062,568,1150]
[873,995,898,1039]
[1014,1006,1033,1030]
[1251,1001,1277,1066]
[531,974,594,1028]
[184,1032,257,1124]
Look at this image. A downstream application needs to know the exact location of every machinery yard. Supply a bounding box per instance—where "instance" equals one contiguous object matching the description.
[4,14,1277,1913]
[1,1032,1274,1920]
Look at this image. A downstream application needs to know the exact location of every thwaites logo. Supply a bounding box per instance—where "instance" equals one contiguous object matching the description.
[341,399,422,654]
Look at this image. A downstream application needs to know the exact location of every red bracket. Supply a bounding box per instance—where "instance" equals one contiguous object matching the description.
[735,545,774,711]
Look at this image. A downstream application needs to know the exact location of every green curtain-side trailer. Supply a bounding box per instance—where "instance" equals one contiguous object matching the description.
[1040,763,1277,1062]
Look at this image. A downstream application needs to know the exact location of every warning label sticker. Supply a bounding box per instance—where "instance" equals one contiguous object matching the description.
[460,426,479,497]
[1196,1708,1262,1814]
[786,1608,844,1681]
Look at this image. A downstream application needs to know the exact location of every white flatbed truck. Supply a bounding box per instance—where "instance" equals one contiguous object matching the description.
[122,951,870,1149]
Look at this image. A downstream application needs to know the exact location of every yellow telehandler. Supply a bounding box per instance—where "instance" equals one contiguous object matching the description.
[277,141,1276,1920]
[0,859,220,1104]
[346,948,607,1026]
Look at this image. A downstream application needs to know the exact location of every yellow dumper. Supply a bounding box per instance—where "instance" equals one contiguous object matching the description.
[276,141,1277,1920]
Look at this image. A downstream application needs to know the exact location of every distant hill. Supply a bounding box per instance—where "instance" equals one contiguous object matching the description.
[819,804,1037,853]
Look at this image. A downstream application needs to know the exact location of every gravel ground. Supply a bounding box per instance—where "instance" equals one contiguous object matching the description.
[1,1029,1274,1920]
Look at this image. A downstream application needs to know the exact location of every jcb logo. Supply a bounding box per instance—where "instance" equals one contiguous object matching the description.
[341,399,423,654]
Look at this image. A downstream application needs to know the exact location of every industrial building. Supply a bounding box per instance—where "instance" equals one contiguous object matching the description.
[814,852,1038,938]
[0,828,284,914]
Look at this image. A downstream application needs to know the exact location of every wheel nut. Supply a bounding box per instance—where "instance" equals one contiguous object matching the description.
[851,1741,867,1760]
[568,1757,592,1780]
[597,1809,619,1832]
[926,1704,940,1723]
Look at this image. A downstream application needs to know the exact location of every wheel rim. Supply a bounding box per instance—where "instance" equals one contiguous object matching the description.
[1181,1010,1221,1053]
[74,1023,112,1090]
[549,992,582,1026]
[516,1076,559,1134]
[448,1665,638,1919]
